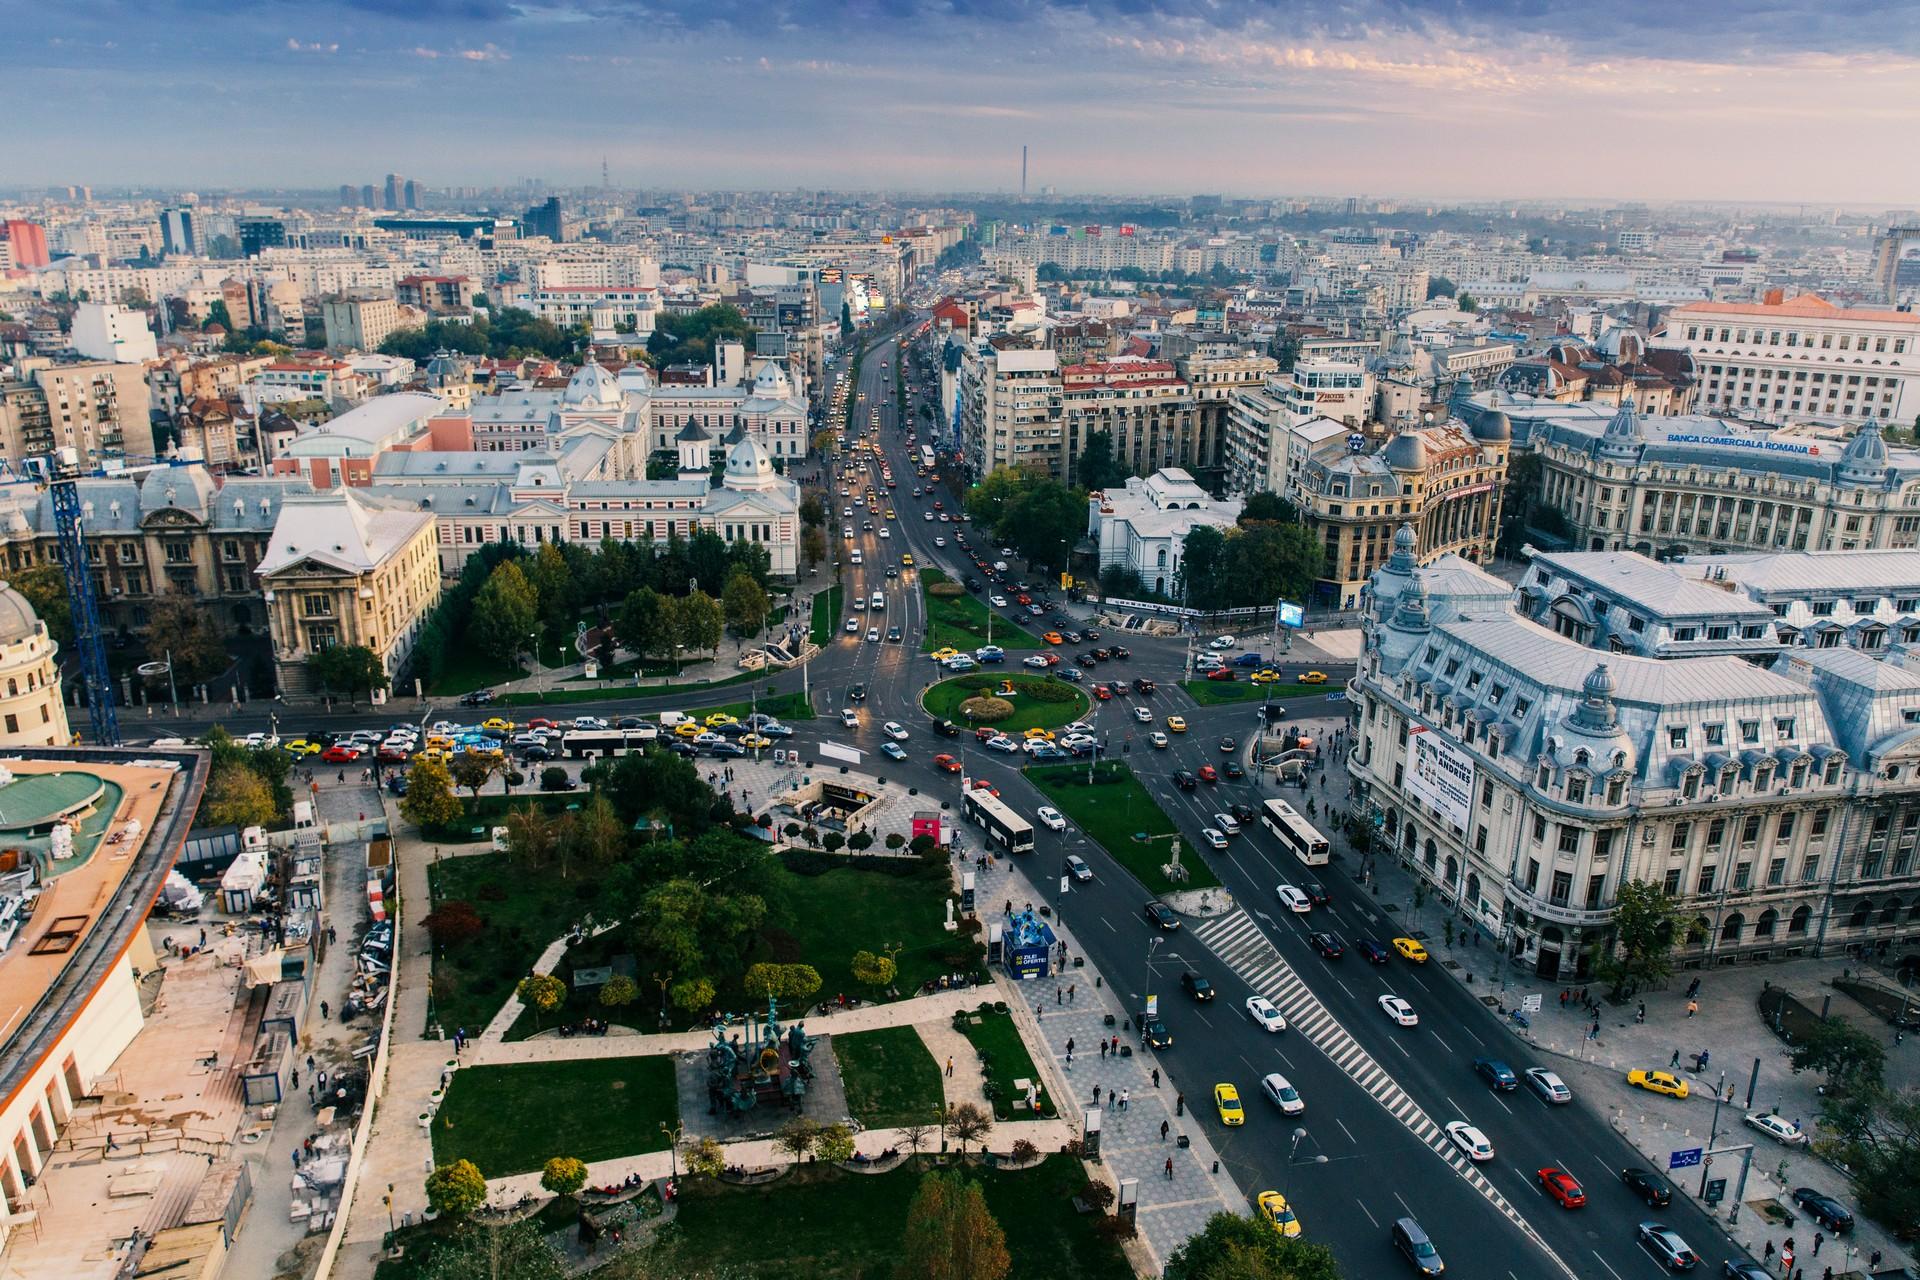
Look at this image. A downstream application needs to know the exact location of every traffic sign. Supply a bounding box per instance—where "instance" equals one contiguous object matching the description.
[1668,1148,1703,1170]
[1703,1177,1727,1205]
[1521,994,1543,1013]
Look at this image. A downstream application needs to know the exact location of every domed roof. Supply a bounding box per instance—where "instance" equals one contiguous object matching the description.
[140,466,215,517]
[722,436,778,491]
[1472,409,1511,443]
[0,583,44,645]
[1838,423,1890,485]
[1570,662,1620,733]
[563,361,621,408]
[751,361,794,399]
[1383,432,1429,471]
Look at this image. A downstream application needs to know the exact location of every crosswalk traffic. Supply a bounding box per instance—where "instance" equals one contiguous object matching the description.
[1192,910,1572,1274]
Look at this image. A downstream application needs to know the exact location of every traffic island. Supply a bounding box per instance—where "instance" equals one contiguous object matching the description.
[1028,761,1221,893]
[921,673,1089,736]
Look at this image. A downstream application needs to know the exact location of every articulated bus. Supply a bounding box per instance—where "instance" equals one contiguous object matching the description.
[962,787,1036,855]
[1260,798,1330,866]
[559,727,659,759]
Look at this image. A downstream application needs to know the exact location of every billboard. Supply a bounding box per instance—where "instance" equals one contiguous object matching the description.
[1406,725,1475,831]
[1277,602,1305,629]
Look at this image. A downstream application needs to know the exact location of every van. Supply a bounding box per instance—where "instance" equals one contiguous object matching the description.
[870,591,885,610]
[850,549,863,564]
[659,711,692,728]
[1391,1218,1444,1275]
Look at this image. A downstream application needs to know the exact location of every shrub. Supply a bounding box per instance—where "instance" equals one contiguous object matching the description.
[1077,1179,1115,1212]
[1009,1139,1039,1165]
[1021,680,1080,704]
[960,696,1014,722]
[823,832,846,852]
[426,1160,487,1216]
[885,832,905,850]
[423,900,484,946]
[928,581,964,598]
[541,1156,588,1197]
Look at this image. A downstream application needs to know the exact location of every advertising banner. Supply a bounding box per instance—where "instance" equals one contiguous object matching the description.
[1406,724,1475,830]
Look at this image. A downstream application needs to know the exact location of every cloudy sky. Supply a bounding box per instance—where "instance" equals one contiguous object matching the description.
[9,0,1920,204]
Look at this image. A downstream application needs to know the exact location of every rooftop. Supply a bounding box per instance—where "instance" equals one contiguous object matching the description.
[1684,548,1920,596]
[1532,551,1776,620]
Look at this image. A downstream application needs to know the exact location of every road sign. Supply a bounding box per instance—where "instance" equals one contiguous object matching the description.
[1703,1177,1727,1205]
[1668,1148,1703,1170]
[1521,994,1543,1013]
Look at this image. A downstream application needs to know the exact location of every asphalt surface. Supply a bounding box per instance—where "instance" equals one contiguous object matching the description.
[152,325,1764,1279]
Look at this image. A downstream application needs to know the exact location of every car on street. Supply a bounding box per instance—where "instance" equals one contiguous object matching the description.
[866,627,880,642]
[985,734,1019,753]
[1213,1083,1244,1126]
[1256,1191,1302,1238]
[932,753,961,773]
[1036,806,1067,831]
[1744,1112,1808,1146]
[1637,1221,1699,1272]
[1213,813,1240,835]
[1143,901,1181,931]
[1302,881,1329,905]
[1042,631,1065,645]
[1300,671,1329,684]
[1149,731,1169,748]
[1133,677,1156,694]
[975,645,1004,663]
[1444,1121,1494,1163]
[1224,762,1246,780]
[1209,635,1236,649]
[1065,855,1092,882]
[1379,994,1418,1026]
[1200,828,1228,849]
[1245,996,1286,1033]
[1166,715,1187,732]
[1473,1058,1519,1091]
[1180,971,1215,1001]
[846,617,860,633]
[1259,1072,1304,1113]
[1206,667,1237,681]
[284,739,323,756]
[1622,1167,1674,1207]
[1023,655,1051,668]
[1537,1168,1586,1208]
[1722,1262,1770,1280]
[321,744,361,763]
[1391,937,1429,963]
[1391,1217,1444,1275]
[1197,764,1219,782]
[1173,769,1197,790]
[1133,706,1153,723]
[1140,1015,1173,1049]
[1355,936,1390,964]
[883,721,910,741]
[1627,1069,1689,1099]
[840,708,859,728]
[880,742,907,761]
[887,626,903,643]
[1526,1068,1573,1104]
[1275,883,1311,913]
[1310,931,1345,958]
[1790,1187,1853,1231]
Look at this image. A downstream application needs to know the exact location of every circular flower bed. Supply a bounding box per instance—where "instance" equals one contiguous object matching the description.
[960,695,1015,722]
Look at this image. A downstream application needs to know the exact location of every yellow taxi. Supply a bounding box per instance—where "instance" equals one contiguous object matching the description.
[1627,1069,1690,1099]
[1255,1191,1303,1238]
[901,553,915,567]
[1300,671,1328,684]
[1042,632,1065,645]
[674,720,704,739]
[1391,937,1429,964]
[415,746,451,762]
[704,712,739,728]
[425,735,454,752]
[1214,1083,1244,1126]
[740,733,772,749]
[1251,669,1281,684]
[1023,727,1056,742]
[463,743,503,759]
[481,716,515,733]
[1166,715,1188,733]
[930,647,962,663]
[885,509,896,520]
[284,739,324,756]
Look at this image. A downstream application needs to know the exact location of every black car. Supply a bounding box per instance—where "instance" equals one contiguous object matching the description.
[1223,761,1246,780]
[1622,1167,1673,1208]
[1473,1058,1519,1091]
[1790,1188,1853,1232]
[1140,1015,1173,1049]
[1303,881,1330,905]
[1173,769,1198,791]
[714,721,750,737]
[1231,803,1257,823]
[1110,646,1130,659]
[931,719,961,737]
[666,739,699,757]
[616,716,645,729]
[1180,972,1215,1001]
[1356,936,1390,964]
[1392,1218,1445,1276]
[964,577,982,592]
[522,744,554,762]
[887,626,903,643]
[1219,736,1238,753]
[707,741,746,758]
[1143,901,1181,931]
[1311,931,1346,958]
[1133,677,1156,694]
[848,683,867,701]
[1075,654,1098,668]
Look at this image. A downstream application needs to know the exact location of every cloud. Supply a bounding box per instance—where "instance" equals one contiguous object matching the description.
[285,37,340,53]
[457,43,508,60]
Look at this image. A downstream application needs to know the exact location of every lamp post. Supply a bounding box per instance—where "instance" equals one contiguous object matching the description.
[527,632,539,694]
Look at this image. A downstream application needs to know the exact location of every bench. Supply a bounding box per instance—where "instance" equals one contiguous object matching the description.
[719,1165,782,1186]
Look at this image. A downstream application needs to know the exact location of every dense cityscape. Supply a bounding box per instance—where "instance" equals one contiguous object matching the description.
[3,17,1920,1280]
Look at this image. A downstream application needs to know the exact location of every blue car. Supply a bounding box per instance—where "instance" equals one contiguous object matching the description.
[1355,936,1390,964]
[1056,667,1084,683]
[1029,744,1070,762]
[1473,1057,1519,1091]
[1231,652,1266,667]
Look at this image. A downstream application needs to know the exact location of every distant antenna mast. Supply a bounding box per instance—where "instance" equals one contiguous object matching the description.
[602,156,610,188]
[1021,145,1028,197]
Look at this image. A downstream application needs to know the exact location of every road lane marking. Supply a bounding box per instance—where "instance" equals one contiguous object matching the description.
[1430,1032,1455,1055]
[1353,1198,1380,1228]
[1590,1250,1626,1280]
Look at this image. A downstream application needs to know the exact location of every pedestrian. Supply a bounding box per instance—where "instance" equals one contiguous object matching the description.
[1871,1251,1883,1270]
[1176,1093,1185,1116]
[1066,1037,1074,1055]
[1636,1002,1647,1024]
[1782,1245,1794,1275]
[307,1084,316,1103]
[945,1056,954,1077]
[1065,1048,1073,1069]
[1812,1232,1822,1256]
[1160,1119,1170,1142]
[1152,1068,1160,1088]
[1110,1035,1119,1055]
[318,1070,328,1092]
[1068,984,1076,1003]
[1560,989,1570,1010]
[1687,999,1699,1018]
[1120,1088,1130,1111]
[1670,1048,1681,1069]
[304,1136,314,1157]
[1107,1089,1115,1109]
[1164,1156,1174,1180]
[291,1068,299,1089]
[320,1000,329,1020]
[198,926,207,947]
[1823,1269,1833,1280]
[1057,988,1063,1006]
[1764,1242,1774,1262]
[1100,1041,1108,1061]
[327,924,337,944]
[307,1053,316,1072]
[293,1149,300,1169]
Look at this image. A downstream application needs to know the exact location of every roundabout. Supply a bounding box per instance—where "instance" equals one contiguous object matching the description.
[920,673,1089,735]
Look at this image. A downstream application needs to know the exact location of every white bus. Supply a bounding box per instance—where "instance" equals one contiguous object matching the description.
[918,445,936,472]
[962,787,1035,855]
[1261,799,1330,867]
[559,727,659,760]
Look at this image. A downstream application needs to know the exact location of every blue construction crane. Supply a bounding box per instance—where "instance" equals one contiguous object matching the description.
[48,466,119,746]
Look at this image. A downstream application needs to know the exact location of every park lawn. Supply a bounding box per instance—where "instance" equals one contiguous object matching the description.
[429,647,527,697]
[1181,678,1327,706]
[956,1008,1054,1122]
[424,849,603,1036]
[832,1026,945,1129]
[921,674,1088,736]
[667,1156,1128,1280]
[920,568,1040,652]
[417,792,583,844]
[431,1055,676,1178]
[809,585,844,647]
[1029,762,1221,893]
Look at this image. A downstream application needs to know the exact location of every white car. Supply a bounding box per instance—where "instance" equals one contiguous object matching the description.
[846,618,860,633]
[1036,806,1067,832]
[935,536,947,547]
[1065,854,1092,880]
[1276,884,1312,913]
[840,708,859,728]
[879,527,891,539]
[1213,813,1240,836]
[984,735,1019,753]
[866,627,880,642]
[573,715,608,729]
[1148,731,1169,748]
[1133,707,1153,723]
[990,595,1009,608]
[1525,1067,1572,1104]
[975,646,1004,661]
[1260,1072,1304,1114]
[242,732,280,749]
[1023,655,1051,668]
[1379,994,1419,1026]
[1201,828,1228,850]
[1060,734,1096,752]
[1744,1112,1809,1146]
[1245,996,1287,1034]
[944,656,978,671]
[1064,720,1094,735]
[924,512,935,522]
[843,526,854,540]
[883,721,909,741]
[1209,635,1236,649]
[1445,1120,1494,1163]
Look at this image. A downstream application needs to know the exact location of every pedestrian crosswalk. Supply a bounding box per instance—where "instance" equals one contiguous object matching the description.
[1193,910,1572,1275]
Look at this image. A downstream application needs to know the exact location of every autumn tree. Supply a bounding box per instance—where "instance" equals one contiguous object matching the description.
[816,1122,856,1165]
[203,761,276,829]
[682,1135,726,1179]
[540,1155,588,1198]
[895,1169,1011,1280]
[503,805,558,874]
[943,1102,992,1156]
[450,753,496,808]
[146,596,229,684]
[776,1115,820,1166]
[401,755,463,829]
[599,974,639,1011]
[851,949,896,994]
[1162,1210,1344,1280]
[517,973,566,1029]
[425,1160,488,1217]
[422,900,484,947]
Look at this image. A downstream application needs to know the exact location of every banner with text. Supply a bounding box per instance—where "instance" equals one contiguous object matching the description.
[1406,724,1475,831]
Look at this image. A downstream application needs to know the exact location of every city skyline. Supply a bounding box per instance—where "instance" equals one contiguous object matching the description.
[10,0,1920,204]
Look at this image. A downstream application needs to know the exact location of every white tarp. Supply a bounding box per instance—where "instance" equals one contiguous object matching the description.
[221,847,268,894]
[1406,724,1475,831]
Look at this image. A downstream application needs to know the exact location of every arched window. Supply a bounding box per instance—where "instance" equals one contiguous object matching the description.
[1849,899,1873,928]
[1721,912,1744,943]
[1788,905,1811,934]
[4,679,13,697]
[1424,838,1438,870]
[1755,908,1778,938]
[1444,854,1459,885]
[1466,872,1481,906]
[1881,899,1902,925]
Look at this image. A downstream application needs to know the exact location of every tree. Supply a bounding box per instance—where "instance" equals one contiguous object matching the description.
[943,1101,992,1155]
[801,526,827,568]
[559,793,627,877]
[851,950,896,992]
[203,761,275,829]
[1821,1083,1920,1241]
[1789,1016,1887,1094]
[1597,879,1682,996]
[676,590,723,661]
[616,586,672,665]
[1002,480,1086,573]
[308,644,389,699]
[900,1119,935,1157]
[541,1155,588,1198]
[1238,491,1297,525]
[775,1115,820,1166]
[817,1122,857,1165]
[647,303,755,370]
[469,560,539,666]
[146,596,229,684]
[401,755,463,829]
[670,975,715,1013]
[425,1160,488,1217]
[1076,429,1128,492]
[722,571,770,641]
[963,466,1038,536]
[1162,1211,1344,1280]
[799,494,826,527]
[1217,524,1323,609]
[206,300,234,332]
[422,900,484,947]
[895,1169,1011,1280]
[418,1218,566,1280]
[516,973,566,1029]
[503,805,558,874]
[1427,276,1457,299]
[525,541,576,641]
[1178,525,1228,609]
[450,753,496,808]
[9,565,72,652]
[600,974,639,1011]
[744,962,823,1003]
[1457,292,1478,313]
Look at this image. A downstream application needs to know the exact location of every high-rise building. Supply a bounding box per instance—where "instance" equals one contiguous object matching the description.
[383,173,401,211]
[321,295,401,353]
[338,184,356,208]
[403,178,420,211]
[0,361,156,462]
[159,207,197,256]
[523,196,566,242]
[361,184,376,209]
[1,220,49,269]
[1871,227,1920,307]
[236,215,287,258]
[71,303,159,364]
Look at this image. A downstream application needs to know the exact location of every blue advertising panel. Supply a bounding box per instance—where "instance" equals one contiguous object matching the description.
[1278,602,1305,629]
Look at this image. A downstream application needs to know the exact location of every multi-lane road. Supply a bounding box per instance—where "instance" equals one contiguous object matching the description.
[155,323,1762,1279]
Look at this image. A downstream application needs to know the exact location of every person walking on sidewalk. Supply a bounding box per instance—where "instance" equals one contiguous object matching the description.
[1164,1156,1174,1180]
[945,1057,954,1077]
[1670,1048,1682,1069]
[1160,1120,1170,1142]
[1687,998,1699,1018]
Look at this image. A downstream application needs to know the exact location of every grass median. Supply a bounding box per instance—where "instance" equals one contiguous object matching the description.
[1028,761,1220,893]
[810,584,844,647]
[921,567,1040,652]
[921,673,1088,735]
[1181,678,1329,706]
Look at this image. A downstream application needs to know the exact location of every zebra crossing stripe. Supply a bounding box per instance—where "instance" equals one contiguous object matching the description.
[1192,911,1578,1280]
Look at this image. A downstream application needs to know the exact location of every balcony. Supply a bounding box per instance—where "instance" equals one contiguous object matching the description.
[1508,881,1614,926]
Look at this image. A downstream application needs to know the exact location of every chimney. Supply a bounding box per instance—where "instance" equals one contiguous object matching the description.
[1763,287,1785,306]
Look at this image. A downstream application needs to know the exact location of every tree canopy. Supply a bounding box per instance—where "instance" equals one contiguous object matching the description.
[1178,523,1322,611]
[1163,1211,1344,1280]
[1597,879,1682,996]
[379,306,579,361]
[895,1170,1011,1280]
[647,304,755,370]
[1076,429,1129,492]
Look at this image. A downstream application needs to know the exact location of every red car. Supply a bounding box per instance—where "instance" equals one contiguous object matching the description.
[322,745,361,763]
[1197,765,1219,783]
[933,753,962,773]
[1092,684,1112,700]
[376,745,410,763]
[1206,667,1237,681]
[1039,653,1061,666]
[1537,1168,1585,1208]
[975,726,999,743]
[970,778,1000,797]
[1016,594,1032,606]
[526,718,556,730]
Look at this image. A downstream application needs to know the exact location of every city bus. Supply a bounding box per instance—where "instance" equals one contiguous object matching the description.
[918,445,936,472]
[558,727,659,759]
[962,787,1035,855]
[1260,799,1330,867]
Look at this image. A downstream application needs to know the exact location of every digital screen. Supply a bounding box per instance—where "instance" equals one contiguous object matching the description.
[1277,602,1305,629]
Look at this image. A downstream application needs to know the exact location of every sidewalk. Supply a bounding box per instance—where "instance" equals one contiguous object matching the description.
[1310,715,1918,1275]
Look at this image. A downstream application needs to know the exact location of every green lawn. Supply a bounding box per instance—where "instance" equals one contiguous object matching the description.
[956,1008,1055,1122]
[424,848,604,1035]
[832,1026,945,1128]
[684,690,814,722]
[418,792,583,844]
[431,1055,677,1177]
[430,647,527,697]
[1028,762,1221,893]
[667,1156,1128,1280]
[921,568,1040,652]
[1181,678,1330,706]
[809,585,844,647]
[921,674,1088,735]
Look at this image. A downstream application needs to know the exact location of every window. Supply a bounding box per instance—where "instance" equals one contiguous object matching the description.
[1739,720,1761,744]
[1668,726,1690,750]
[1664,868,1683,895]
[1586,874,1607,910]
[1549,870,1573,905]
[1707,818,1727,848]
[1704,723,1725,747]
[1481,779,1494,808]
[1775,718,1795,741]
[1607,775,1625,805]
[1593,829,1615,861]
[1524,858,1540,892]
[1802,855,1821,884]
[1697,865,1717,894]
[1742,815,1763,845]
[1777,812,1796,841]
[1670,822,1691,852]
[1533,814,1547,842]
[1811,808,1831,839]
[1567,774,1586,803]
[1557,824,1581,855]
[1474,825,1488,854]
[1733,862,1752,890]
